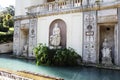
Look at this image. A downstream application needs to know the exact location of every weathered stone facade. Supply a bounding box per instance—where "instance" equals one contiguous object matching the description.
[14,0,120,67]
[82,8,119,66]
[13,17,37,57]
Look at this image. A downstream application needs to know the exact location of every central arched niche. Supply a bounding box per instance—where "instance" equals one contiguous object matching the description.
[49,19,67,48]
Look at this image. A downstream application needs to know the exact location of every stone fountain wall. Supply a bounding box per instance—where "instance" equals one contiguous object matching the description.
[13,17,37,57]
[0,43,13,53]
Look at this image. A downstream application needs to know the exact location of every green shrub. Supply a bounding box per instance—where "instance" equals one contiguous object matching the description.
[33,43,82,66]
[33,43,50,65]
[0,32,13,43]
[0,27,9,32]
[53,48,81,66]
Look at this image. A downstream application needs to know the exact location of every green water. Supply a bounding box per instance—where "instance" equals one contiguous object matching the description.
[0,54,120,80]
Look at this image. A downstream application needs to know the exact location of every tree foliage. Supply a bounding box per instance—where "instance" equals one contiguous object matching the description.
[0,5,14,43]
[0,5,14,32]
[2,5,15,16]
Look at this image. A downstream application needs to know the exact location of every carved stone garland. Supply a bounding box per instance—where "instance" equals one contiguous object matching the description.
[28,18,37,57]
[13,21,20,55]
[83,11,97,63]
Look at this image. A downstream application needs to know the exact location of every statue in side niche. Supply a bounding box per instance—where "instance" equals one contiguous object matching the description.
[101,38,113,65]
[50,23,61,47]
[102,38,111,57]
[23,43,28,56]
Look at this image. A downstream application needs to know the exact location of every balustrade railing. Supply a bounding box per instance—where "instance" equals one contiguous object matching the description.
[26,0,82,15]
[24,0,120,16]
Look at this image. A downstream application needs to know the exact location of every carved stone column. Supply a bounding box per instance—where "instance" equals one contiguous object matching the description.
[28,18,37,57]
[83,11,97,63]
[13,20,21,56]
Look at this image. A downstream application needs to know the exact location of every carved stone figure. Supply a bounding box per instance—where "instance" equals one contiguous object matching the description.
[102,38,111,57]
[50,23,61,47]
[102,48,111,58]
[102,38,109,48]
[101,38,113,65]
[23,44,28,56]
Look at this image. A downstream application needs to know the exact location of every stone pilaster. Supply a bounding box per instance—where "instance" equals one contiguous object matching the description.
[117,8,120,65]
[13,20,21,56]
[83,11,97,63]
[28,18,37,57]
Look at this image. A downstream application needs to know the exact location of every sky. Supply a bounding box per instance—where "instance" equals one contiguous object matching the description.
[0,0,15,7]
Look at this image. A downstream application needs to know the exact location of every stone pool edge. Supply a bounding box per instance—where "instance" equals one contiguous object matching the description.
[0,68,64,80]
[81,63,120,70]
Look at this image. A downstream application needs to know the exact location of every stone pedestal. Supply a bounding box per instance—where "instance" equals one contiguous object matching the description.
[49,46,61,49]
[102,57,113,66]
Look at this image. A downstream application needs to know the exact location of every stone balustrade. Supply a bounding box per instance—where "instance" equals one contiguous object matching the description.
[14,0,120,19]
[0,71,33,80]
[26,0,120,16]
[26,0,82,15]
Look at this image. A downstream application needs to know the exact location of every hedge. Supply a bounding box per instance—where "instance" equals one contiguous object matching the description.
[0,27,9,32]
[0,33,13,43]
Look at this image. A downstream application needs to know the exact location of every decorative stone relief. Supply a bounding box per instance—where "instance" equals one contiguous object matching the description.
[13,21,21,55]
[83,11,97,63]
[28,18,37,57]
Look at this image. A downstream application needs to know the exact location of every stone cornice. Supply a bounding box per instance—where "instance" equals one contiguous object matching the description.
[14,15,37,21]
[98,15,118,23]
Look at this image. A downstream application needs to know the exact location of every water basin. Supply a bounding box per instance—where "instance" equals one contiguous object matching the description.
[0,54,120,80]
